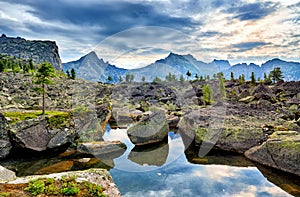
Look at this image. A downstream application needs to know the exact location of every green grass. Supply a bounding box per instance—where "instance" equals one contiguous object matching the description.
[3,110,70,125]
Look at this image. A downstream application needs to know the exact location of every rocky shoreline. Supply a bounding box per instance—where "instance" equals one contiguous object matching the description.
[0,72,300,195]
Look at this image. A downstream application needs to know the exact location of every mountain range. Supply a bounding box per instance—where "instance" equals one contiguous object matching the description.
[62,51,300,83]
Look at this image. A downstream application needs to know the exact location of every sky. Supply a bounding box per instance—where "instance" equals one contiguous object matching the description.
[0,0,299,68]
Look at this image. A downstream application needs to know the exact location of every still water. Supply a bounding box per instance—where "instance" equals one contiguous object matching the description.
[103,128,294,197]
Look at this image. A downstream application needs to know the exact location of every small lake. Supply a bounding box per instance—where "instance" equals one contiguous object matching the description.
[1,127,299,196]
[103,128,298,197]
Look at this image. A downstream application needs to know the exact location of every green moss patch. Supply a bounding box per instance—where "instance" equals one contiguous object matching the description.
[3,111,70,125]
[23,176,106,196]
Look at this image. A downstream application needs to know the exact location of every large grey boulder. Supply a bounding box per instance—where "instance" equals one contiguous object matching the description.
[127,111,169,146]
[0,113,12,158]
[245,131,300,176]
[9,116,77,152]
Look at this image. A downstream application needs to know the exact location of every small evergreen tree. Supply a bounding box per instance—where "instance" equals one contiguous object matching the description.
[0,61,4,72]
[153,76,162,83]
[29,59,34,70]
[251,72,256,85]
[119,76,123,83]
[107,76,112,82]
[264,72,272,84]
[269,67,283,83]
[195,73,199,80]
[125,74,130,82]
[239,74,245,84]
[230,72,234,81]
[71,68,76,80]
[203,84,213,105]
[35,62,55,115]
[130,74,134,82]
[186,70,191,80]
[142,76,146,82]
[66,70,70,78]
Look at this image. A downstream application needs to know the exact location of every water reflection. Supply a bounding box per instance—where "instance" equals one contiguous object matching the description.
[104,128,293,197]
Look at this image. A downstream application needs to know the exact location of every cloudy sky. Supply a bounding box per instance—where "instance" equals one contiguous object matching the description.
[0,0,299,68]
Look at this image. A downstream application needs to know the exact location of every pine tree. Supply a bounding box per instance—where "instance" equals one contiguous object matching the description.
[71,68,76,80]
[107,76,112,82]
[230,72,234,81]
[269,67,283,83]
[203,84,213,105]
[119,76,123,83]
[142,76,146,82]
[186,70,191,80]
[251,72,256,85]
[35,62,55,115]
[66,70,70,78]
[29,59,34,70]
[0,60,4,72]
[153,76,162,83]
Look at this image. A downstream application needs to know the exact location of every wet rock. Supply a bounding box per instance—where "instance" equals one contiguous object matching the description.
[127,111,169,146]
[0,165,16,183]
[245,131,300,176]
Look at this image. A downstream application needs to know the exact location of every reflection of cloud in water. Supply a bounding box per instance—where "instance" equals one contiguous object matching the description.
[193,165,241,182]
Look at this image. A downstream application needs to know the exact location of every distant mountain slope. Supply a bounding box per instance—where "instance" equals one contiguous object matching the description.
[63,51,300,83]
[0,34,62,70]
[63,51,126,82]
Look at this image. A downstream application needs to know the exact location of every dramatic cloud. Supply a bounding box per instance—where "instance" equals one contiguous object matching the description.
[0,0,299,67]
[225,2,279,21]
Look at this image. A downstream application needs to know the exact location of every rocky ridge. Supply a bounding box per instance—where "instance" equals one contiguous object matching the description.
[0,34,62,70]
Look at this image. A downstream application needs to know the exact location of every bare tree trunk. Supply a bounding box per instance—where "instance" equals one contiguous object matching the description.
[42,83,45,115]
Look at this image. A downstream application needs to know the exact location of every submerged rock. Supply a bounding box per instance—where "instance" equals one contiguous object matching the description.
[127,111,169,146]
[245,131,300,176]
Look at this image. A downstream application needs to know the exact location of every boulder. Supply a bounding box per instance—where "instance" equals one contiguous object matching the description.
[9,116,77,152]
[0,113,12,159]
[245,131,300,176]
[127,111,169,146]
[0,165,16,182]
